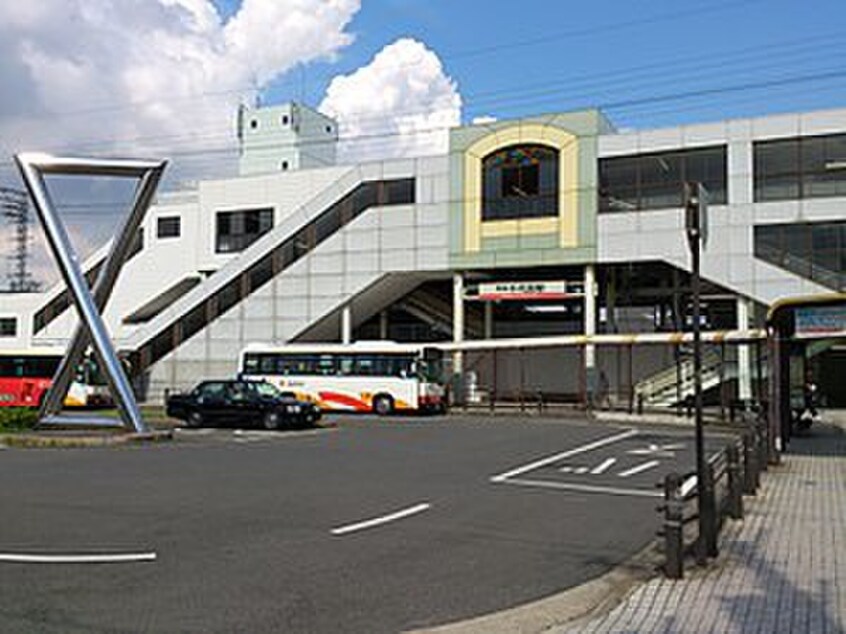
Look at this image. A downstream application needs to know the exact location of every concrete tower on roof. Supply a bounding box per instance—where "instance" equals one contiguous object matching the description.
[237,102,339,176]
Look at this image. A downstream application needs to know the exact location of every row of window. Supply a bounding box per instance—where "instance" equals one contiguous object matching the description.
[243,353,417,378]
[754,220,846,290]
[754,134,846,201]
[598,132,846,213]
[599,146,727,212]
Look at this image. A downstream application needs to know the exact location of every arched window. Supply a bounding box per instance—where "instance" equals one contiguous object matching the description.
[482,144,559,221]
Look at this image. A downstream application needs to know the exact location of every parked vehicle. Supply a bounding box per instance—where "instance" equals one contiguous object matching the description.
[166,379,321,430]
[0,349,113,408]
[239,341,447,415]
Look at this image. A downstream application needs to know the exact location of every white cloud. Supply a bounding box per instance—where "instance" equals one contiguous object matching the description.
[0,0,361,173]
[0,0,361,287]
[319,38,462,162]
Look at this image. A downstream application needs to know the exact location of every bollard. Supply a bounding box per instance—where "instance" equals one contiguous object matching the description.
[663,472,684,579]
[698,460,719,562]
[727,444,744,520]
[742,431,757,495]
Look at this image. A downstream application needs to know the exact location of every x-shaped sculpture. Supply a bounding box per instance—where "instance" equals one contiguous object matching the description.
[15,154,167,433]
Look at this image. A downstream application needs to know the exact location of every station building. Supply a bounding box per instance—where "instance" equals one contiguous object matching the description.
[2,102,845,407]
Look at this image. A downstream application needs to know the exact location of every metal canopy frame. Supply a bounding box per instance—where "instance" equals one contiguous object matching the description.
[15,153,167,433]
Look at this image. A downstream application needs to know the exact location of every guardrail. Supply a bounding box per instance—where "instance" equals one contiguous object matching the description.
[658,411,768,579]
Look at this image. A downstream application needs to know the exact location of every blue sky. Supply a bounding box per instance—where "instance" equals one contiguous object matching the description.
[217,0,846,130]
[1,0,846,284]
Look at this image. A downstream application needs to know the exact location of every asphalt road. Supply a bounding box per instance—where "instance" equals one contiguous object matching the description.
[0,415,728,633]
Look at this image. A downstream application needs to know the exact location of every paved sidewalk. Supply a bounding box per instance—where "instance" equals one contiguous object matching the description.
[551,418,846,634]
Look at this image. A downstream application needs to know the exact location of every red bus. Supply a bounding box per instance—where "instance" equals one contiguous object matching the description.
[0,349,112,408]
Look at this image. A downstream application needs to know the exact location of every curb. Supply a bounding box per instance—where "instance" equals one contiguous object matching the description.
[405,543,662,634]
[0,429,174,449]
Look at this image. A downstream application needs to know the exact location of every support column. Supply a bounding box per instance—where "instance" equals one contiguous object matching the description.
[584,265,597,404]
[341,304,352,345]
[484,301,493,339]
[379,310,389,340]
[452,273,465,385]
[737,297,752,402]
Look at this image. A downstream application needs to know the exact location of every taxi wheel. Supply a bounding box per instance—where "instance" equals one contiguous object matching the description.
[263,411,281,430]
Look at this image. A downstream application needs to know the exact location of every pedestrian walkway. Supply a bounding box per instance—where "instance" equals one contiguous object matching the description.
[552,417,846,634]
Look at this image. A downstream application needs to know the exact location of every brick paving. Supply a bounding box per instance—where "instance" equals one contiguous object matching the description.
[552,419,846,634]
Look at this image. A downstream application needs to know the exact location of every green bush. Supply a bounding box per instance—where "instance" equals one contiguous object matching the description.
[0,408,38,432]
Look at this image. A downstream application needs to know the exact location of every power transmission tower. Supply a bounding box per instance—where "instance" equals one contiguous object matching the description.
[1,186,40,292]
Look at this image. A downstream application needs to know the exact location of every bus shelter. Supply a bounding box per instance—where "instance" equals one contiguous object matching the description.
[767,293,846,454]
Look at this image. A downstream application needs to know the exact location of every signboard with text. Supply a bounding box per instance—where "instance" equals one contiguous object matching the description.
[470,280,584,301]
[795,304,846,339]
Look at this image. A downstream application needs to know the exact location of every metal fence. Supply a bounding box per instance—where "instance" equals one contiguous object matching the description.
[658,409,769,579]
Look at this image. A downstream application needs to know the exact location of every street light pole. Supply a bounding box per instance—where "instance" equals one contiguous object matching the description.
[685,181,710,563]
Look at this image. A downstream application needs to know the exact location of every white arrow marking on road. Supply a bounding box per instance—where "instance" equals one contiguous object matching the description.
[331,503,431,536]
[618,460,661,478]
[627,443,685,458]
[591,458,617,474]
[491,429,638,482]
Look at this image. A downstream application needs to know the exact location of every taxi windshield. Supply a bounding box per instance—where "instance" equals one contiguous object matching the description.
[252,381,282,398]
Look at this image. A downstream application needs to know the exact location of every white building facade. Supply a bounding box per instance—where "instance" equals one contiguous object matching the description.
[1,103,844,405]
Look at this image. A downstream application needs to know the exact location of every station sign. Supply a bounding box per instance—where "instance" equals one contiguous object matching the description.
[470,280,584,301]
[795,304,846,339]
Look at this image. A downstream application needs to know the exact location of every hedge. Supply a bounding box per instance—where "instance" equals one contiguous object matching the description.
[0,408,38,432]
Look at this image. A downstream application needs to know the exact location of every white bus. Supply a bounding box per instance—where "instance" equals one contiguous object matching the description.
[238,342,447,415]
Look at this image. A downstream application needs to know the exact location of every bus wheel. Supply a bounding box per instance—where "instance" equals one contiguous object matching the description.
[373,395,394,416]
[187,411,204,428]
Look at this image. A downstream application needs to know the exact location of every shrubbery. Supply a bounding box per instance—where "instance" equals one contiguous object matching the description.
[0,408,38,432]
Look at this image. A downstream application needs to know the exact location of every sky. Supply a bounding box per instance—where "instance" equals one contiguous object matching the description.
[2,0,846,287]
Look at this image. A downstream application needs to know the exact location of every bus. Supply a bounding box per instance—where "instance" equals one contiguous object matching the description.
[239,342,447,415]
[0,349,114,408]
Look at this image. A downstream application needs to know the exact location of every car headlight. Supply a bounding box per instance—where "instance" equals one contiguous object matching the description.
[286,404,302,414]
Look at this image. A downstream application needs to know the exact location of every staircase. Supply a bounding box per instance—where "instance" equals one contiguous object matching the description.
[634,349,735,409]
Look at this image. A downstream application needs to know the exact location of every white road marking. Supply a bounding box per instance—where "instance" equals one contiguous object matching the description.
[331,503,431,536]
[680,475,698,497]
[560,466,574,473]
[0,552,156,564]
[490,429,638,482]
[574,467,589,474]
[590,457,617,474]
[627,443,686,458]
[618,460,661,478]
[503,477,662,498]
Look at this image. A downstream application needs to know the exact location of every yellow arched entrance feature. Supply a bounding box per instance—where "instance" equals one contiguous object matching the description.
[463,123,579,253]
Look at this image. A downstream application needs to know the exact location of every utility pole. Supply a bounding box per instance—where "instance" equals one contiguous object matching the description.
[1,186,40,292]
[685,181,710,562]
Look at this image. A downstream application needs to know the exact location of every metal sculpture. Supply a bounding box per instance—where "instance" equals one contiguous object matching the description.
[15,153,167,433]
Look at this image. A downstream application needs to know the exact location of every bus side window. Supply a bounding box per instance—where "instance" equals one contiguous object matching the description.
[338,356,354,376]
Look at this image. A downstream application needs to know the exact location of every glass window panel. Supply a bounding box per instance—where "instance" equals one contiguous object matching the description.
[639,153,683,209]
[248,257,273,292]
[755,139,799,177]
[384,179,415,204]
[482,144,559,220]
[157,216,181,239]
[0,318,16,337]
[314,204,341,243]
[215,208,273,253]
[812,225,838,251]
[684,147,727,204]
